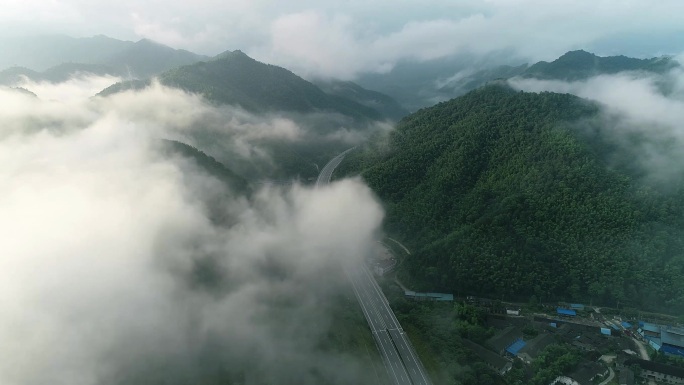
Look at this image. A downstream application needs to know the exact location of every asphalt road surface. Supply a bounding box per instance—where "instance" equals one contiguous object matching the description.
[315,147,355,187]
[317,149,432,385]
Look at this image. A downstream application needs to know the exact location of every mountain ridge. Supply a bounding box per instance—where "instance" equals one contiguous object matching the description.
[439,50,680,94]
[100,50,403,122]
[0,35,208,80]
[358,49,680,111]
[522,49,678,80]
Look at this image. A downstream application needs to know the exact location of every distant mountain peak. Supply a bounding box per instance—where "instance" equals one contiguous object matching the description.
[152,50,384,119]
[562,49,593,56]
[212,49,253,62]
[0,34,208,76]
[522,49,678,80]
[135,38,158,45]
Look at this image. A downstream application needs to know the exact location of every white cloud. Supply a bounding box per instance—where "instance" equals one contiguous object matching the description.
[508,68,684,134]
[508,67,684,182]
[2,1,684,79]
[15,74,122,102]
[247,1,684,79]
[0,76,385,384]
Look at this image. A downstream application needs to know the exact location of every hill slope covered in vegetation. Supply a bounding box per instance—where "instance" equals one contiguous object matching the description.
[342,85,684,312]
[101,50,395,121]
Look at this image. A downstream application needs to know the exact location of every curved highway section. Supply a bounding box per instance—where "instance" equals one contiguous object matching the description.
[317,149,433,385]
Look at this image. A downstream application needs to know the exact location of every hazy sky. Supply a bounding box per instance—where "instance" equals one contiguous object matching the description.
[2,0,684,78]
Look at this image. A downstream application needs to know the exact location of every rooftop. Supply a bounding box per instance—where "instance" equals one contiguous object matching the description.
[569,361,606,384]
[404,290,454,301]
[518,333,555,360]
[665,326,684,336]
[506,339,526,355]
[462,339,512,373]
[660,329,684,354]
[557,308,577,316]
[642,324,660,333]
[625,358,684,378]
[661,344,684,357]
[487,326,522,352]
[487,315,512,330]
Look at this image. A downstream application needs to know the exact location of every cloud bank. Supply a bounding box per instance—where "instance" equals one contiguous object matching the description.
[0,78,384,384]
[508,66,684,183]
[3,76,384,178]
[3,1,684,79]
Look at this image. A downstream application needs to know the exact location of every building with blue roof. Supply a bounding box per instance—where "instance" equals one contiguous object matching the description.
[661,328,684,358]
[648,338,662,351]
[487,326,523,355]
[634,324,684,358]
[404,290,453,301]
[517,334,555,364]
[557,308,577,317]
[641,323,661,338]
[506,339,526,355]
[643,324,660,332]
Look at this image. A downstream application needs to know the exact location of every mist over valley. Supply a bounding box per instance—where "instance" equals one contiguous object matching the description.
[2,2,684,385]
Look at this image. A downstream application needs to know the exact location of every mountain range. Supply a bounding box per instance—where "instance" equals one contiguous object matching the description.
[356,50,680,110]
[435,50,679,95]
[0,35,208,80]
[100,50,403,122]
[4,35,684,313]
[1,36,406,182]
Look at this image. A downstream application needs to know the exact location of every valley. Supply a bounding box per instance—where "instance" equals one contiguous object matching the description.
[3,8,684,384]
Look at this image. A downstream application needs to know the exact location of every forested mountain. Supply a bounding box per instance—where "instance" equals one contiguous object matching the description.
[316,80,410,121]
[359,50,680,110]
[159,139,250,195]
[0,67,42,85]
[108,39,210,78]
[522,49,678,80]
[354,52,518,112]
[159,50,382,119]
[0,35,207,79]
[0,35,131,71]
[102,50,401,121]
[96,51,407,182]
[0,63,122,85]
[340,85,684,313]
[0,86,37,97]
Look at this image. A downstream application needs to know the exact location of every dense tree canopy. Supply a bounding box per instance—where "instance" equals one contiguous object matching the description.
[342,85,684,312]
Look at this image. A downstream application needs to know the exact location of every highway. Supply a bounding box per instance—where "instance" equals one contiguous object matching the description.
[317,148,432,385]
[315,147,355,187]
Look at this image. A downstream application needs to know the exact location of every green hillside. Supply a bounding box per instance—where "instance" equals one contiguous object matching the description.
[97,50,403,182]
[341,85,684,312]
[157,50,384,120]
[412,51,679,108]
[159,139,250,195]
[316,80,410,121]
[100,50,401,122]
[0,36,207,83]
[523,50,678,80]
